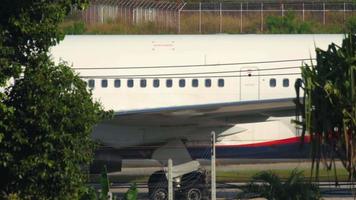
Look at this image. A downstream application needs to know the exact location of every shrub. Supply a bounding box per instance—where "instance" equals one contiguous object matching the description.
[237,170,321,200]
[346,16,356,32]
[62,21,86,34]
[0,56,110,199]
[266,12,313,34]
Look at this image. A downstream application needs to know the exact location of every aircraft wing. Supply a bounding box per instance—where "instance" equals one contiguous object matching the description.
[106,98,295,127]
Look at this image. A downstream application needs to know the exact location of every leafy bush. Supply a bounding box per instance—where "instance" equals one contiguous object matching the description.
[0,56,110,199]
[62,21,86,34]
[0,1,111,199]
[80,166,118,200]
[266,12,313,34]
[346,16,356,32]
[237,170,321,200]
[124,183,138,200]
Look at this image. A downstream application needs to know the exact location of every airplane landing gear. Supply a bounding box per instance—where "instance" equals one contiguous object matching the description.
[148,169,208,200]
[150,188,168,200]
[148,171,168,200]
[182,187,203,200]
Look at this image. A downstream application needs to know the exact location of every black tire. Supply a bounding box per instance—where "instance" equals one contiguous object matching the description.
[182,187,203,200]
[148,171,168,200]
[179,170,208,200]
[149,187,168,200]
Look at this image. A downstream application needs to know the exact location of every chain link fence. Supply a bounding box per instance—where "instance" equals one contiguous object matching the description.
[70,0,356,33]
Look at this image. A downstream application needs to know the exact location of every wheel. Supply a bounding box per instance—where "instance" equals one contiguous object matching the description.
[182,187,203,200]
[148,171,168,200]
[179,169,208,200]
[149,187,168,200]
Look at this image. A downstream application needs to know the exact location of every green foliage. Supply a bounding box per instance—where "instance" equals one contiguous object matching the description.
[0,1,91,176]
[346,16,356,33]
[81,21,175,35]
[81,169,137,200]
[99,166,111,200]
[79,186,99,200]
[0,55,110,199]
[0,0,88,85]
[238,170,320,200]
[295,34,356,180]
[62,21,86,35]
[0,1,113,199]
[265,12,312,34]
[80,166,118,200]
[124,183,138,200]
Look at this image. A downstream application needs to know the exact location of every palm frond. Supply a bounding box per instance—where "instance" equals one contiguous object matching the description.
[238,170,320,200]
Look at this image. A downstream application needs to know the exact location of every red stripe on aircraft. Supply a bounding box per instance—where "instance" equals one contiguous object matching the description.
[217,135,311,148]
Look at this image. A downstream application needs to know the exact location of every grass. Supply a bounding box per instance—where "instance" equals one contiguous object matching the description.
[216,168,349,183]
[61,19,177,35]
[89,167,350,184]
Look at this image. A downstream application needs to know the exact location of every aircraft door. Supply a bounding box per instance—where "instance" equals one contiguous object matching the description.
[240,67,260,101]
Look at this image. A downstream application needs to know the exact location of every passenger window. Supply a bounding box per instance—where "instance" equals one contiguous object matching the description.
[140,79,147,88]
[179,79,185,88]
[101,79,108,88]
[114,79,121,88]
[192,79,198,87]
[270,78,276,87]
[127,79,134,88]
[88,79,95,88]
[153,79,160,88]
[218,79,224,87]
[205,79,211,87]
[283,78,289,87]
[166,79,173,88]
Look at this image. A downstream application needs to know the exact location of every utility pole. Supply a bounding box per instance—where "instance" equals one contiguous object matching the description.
[211,131,216,200]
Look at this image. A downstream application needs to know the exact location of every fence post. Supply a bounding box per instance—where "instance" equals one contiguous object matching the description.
[178,9,181,33]
[166,9,168,32]
[219,2,222,33]
[240,2,243,33]
[211,131,216,200]
[94,4,97,24]
[168,159,173,200]
[281,3,284,17]
[84,5,88,23]
[323,3,326,25]
[88,5,91,24]
[199,2,202,33]
[343,2,346,23]
[121,5,123,23]
[302,3,305,22]
[124,7,127,24]
[177,3,186,34]
[140,8,142,24]
[260,2,263,32]
[108,5,111,20]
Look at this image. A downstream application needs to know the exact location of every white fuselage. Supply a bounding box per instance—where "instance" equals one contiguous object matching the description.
[51,35,342,153]
[51,34,342,111]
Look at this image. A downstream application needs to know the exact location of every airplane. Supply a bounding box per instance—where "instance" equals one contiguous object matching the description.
[51,34,343,200]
